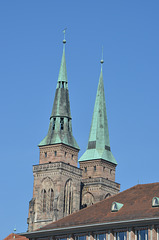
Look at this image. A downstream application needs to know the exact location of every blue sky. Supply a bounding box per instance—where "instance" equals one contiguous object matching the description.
[0,1,159,239]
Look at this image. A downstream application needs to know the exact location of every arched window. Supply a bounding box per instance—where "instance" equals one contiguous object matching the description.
[105,193,111,199]
[64,179,73,215]
[41,189,46,212]
[48,188,54,211]
[82,192,94,208]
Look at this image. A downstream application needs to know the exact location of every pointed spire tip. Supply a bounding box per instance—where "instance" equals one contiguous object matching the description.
[100,46,104,65]
[63,28,67,44]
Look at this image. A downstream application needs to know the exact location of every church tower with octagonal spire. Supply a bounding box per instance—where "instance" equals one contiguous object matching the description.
[27,33,82,232]
[27,37,120,232]
[79,57,120,208]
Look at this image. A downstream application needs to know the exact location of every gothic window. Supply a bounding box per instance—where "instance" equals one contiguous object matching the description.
[84,167,87,172]
[48,188,54,211]
[82,192,94,208]
[41,189,46,212]
[64,179,73,215]
[105,193,111,199]
[53,118,56,130]
[44,152,47,158]
[60,118,64,130]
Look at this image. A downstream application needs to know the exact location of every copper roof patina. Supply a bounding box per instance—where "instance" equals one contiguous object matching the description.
[39,39,79,150]
[79,64,116,164]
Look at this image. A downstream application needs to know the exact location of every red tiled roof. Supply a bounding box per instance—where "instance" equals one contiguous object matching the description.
[39,183,159,231]
[3,233,28,240]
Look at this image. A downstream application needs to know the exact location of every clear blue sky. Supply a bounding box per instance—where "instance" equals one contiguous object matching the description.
[0,1,159,239]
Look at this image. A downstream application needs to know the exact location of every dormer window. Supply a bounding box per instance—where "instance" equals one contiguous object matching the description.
[68,119,70,131]
[60,118,64,130]
[62,81,64,88]
[111,201,123,212]
[152,197,159,207]
[53,118,56,130]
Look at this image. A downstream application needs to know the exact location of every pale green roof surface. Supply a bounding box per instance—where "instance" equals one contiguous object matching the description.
[79,66,117,164]
[39,44,79,150]
[57,46,68,84]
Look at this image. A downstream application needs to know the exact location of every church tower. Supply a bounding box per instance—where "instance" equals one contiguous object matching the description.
[27,34,82,232]
[79,57,120,208]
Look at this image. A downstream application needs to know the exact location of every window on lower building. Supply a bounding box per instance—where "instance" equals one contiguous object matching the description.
[116,232,127,240]
[56,237,67,240]
[137,229,148,240]
[54,151,57,156]
[75,236,87,240]
[95,233,106,240]
[44,152,47,158]
[94,166,96,171]
[84,167,87,172]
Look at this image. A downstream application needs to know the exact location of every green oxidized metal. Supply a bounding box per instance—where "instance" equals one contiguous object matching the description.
[79,67,117,165]
[39,45,79,150]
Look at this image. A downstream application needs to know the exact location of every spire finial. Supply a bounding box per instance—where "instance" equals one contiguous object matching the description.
[13,227,16,239]
[100,46,104,67]
[63,28,67,44]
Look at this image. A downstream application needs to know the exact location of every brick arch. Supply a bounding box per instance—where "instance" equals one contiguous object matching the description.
[82,192,95,208]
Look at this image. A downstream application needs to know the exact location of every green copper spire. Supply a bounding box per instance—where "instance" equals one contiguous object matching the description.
[39,33,79,149]
[79,56,117,164]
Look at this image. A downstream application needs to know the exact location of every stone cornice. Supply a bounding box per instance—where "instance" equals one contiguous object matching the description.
[82,177,120,190]
[33,162,82,176]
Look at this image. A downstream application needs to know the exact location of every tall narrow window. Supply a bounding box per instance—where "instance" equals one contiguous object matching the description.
[68,119,70,131]
[96,233,106,240]
[53,118,56,130]
[116,232,127,240]
[76,236,87,240]
[94,166,96,171]
[64,179,73,215]
[60,118,64,130]
[62,81,64,88]
[48,188,54,211]
[41,189,46,212]
[137,229,148,240]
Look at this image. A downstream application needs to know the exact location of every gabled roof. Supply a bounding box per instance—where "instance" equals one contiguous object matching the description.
[4,233,28,240]
[38,182,159,231]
